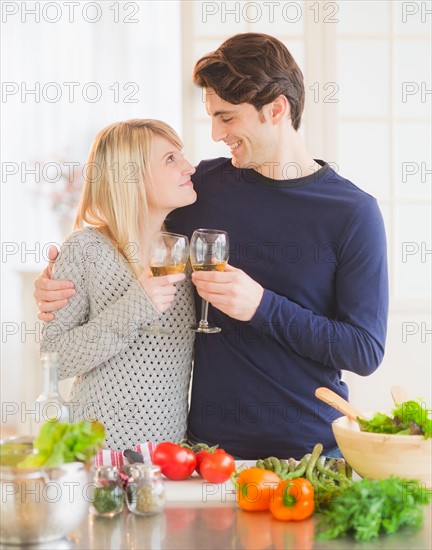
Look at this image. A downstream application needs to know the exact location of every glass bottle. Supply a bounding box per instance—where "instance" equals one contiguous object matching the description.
[31,352,70,436]
[90,465,124,517]
[126,464,166,516]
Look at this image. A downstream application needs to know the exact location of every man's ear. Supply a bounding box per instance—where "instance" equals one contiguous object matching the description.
[270,95,290,124]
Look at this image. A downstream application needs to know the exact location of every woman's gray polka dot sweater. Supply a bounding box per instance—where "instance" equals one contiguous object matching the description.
[40,227,196,449]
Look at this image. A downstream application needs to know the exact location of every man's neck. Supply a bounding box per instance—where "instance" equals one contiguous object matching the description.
[257,126,320,181]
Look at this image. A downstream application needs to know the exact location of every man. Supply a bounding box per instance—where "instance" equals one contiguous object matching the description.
[34,33,388,459]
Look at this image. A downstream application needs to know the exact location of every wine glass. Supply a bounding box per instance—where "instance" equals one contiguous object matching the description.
[149,232,189,276]
[146,232,189,335]
[188,229,229,334]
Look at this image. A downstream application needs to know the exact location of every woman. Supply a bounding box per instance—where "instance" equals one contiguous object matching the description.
[40,119,197,449]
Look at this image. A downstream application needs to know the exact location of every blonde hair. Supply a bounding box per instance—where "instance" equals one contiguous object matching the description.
[74,119,183,277]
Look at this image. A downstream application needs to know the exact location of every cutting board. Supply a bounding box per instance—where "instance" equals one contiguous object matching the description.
[164,460,255,503]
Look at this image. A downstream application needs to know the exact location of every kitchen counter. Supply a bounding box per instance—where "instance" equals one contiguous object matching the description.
[22,502,432,550]
[7,474,431,550]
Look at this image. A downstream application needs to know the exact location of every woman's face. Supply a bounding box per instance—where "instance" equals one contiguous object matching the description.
[147,135,197,212]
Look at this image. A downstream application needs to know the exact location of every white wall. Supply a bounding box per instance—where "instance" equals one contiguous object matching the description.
[1,1,182,431]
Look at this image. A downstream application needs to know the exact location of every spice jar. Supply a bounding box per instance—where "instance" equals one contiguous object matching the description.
[90,465,124,517]
[126,464,166,516]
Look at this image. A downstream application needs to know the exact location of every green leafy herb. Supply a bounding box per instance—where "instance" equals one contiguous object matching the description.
[92,486,124,515]
[358,399,431,439]
[18,419,105,468]
[316,477,432,542]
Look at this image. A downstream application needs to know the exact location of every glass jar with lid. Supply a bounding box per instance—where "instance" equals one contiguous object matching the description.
[126,464,166,516]
[90,465,124,517]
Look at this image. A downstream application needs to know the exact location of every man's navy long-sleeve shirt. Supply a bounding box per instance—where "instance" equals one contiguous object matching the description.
[167,158,388,459]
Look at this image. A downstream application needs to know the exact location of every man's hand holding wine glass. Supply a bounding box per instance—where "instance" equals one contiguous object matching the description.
[191,264,264,322]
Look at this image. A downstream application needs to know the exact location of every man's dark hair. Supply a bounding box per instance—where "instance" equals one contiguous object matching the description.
[193,33,305,130]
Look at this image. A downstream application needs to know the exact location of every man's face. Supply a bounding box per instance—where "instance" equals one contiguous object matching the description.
[205,89,277,170]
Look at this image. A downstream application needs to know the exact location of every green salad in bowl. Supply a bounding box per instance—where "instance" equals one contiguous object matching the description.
[358,399,431,438]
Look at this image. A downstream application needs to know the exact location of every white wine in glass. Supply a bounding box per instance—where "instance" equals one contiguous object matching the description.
[188,229,229,334]
[147,232,189,335]
[149,264,187,276]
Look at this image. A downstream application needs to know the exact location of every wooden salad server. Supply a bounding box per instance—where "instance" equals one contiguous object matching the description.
[391,385,408,404]
[315,387,367,422]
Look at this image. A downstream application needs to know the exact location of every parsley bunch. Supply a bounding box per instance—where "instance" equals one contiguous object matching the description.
[316,477,431,541]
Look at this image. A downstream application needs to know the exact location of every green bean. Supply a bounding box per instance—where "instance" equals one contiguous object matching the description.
[279,459,289,478]
[263,457,273,471]
[324,458,336,472]
[308,466,321,488]
[255,444,351,496]
[317,477,337,494]
[316,456,351,486]
[288,458,297,473]
[284,453,311,480]
[337,459,347,477]
[316,456,329,477]
[305,443,323,481]
[270,456,282,476]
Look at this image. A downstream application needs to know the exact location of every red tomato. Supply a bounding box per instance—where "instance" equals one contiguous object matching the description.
[200,451,236,483]
[152,442,196,480]
[195,448,225,476]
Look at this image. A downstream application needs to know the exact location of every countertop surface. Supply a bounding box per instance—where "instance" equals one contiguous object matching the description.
[14,502,432,550]
[83,504,432,550]
[4,472,431,550]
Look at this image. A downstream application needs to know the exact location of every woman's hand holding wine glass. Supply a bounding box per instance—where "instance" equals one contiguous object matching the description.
[140,232,189,334]
[139,271,185,314]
